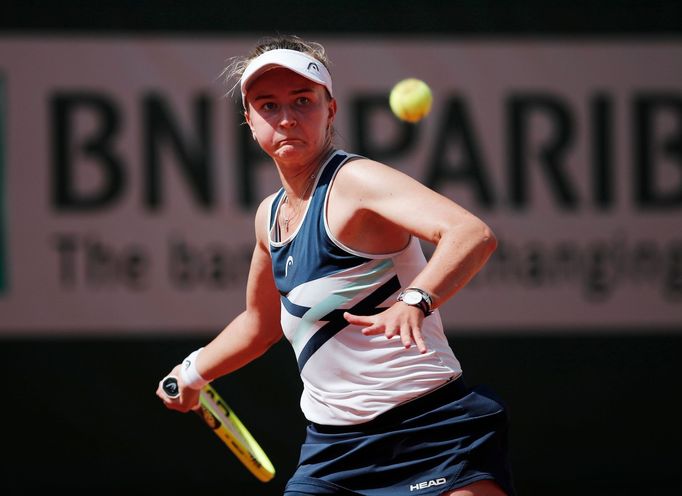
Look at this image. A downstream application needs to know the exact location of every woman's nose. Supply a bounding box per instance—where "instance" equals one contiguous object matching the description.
[279,106,297,128]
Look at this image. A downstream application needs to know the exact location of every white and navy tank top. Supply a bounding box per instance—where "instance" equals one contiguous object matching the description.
[268,150,462,426]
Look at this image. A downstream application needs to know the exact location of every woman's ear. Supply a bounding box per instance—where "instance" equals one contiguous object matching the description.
[244,110,256,140]
[327,98,337,125]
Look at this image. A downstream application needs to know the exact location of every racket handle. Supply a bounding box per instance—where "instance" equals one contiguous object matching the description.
[161,375,181,398]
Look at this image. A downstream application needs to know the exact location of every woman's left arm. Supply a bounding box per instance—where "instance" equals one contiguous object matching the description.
[336,159,497,352]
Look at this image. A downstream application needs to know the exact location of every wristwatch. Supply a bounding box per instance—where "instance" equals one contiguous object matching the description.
[397,288,433,317]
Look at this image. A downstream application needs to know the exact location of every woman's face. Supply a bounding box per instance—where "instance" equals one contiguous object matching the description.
[245,67,336,166]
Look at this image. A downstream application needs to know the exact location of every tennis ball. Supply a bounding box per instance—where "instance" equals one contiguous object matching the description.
[389,78,433,123]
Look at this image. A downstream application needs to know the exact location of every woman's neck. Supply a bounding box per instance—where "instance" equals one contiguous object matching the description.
[277,145,335,200]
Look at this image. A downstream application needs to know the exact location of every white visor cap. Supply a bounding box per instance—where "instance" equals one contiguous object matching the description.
[240,49,333,108]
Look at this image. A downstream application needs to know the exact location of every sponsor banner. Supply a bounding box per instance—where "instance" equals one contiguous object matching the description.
[0,38,680,334]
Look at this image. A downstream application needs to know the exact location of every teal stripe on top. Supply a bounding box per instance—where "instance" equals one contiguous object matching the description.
[291,259,394,355]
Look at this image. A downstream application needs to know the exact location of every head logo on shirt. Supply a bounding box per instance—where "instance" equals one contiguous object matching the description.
[285,256,294,278]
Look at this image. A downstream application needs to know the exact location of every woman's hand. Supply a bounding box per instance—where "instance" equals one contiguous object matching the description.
[344,303,428,353]
[155,364,202,413]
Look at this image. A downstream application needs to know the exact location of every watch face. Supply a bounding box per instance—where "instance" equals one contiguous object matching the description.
[403,291,422,305]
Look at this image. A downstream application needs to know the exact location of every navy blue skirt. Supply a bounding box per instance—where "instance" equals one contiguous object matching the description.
[285,376,515,496]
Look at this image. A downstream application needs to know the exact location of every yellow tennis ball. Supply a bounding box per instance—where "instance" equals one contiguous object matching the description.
[389,78,433,123]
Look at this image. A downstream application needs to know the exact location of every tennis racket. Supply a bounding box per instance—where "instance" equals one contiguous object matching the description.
[161,376,275,482]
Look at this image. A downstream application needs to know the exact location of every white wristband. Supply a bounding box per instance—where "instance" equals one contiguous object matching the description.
[179,347,209,390]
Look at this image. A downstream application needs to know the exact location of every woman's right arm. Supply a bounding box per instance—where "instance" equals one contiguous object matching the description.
[156,197,283,411]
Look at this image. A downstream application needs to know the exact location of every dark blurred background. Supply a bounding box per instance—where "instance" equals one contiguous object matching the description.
[1,1,681,495]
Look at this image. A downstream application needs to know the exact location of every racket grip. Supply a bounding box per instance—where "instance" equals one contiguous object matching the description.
[161,375,181,398]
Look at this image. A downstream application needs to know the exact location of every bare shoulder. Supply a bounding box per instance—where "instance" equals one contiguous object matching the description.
[327,157,413,253]
[330,155,486,245]
[335,157,404,184]
[333,156,435,204]
[254,193,279,246]
[334,157,416,198]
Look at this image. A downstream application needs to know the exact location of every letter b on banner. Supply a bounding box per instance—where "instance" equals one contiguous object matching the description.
[51,93,125,211]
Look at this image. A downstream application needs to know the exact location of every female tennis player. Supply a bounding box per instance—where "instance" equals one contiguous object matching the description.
[156,35,515,496]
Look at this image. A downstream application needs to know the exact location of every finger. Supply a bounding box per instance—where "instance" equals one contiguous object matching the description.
[165,397,191,413]
[412,326,428,354]
[344,312,374,326]
[162,396,179,409]
[385,326,399,339]
[399,325,412,348]
[156,382,172,400]
[361,324,384,335]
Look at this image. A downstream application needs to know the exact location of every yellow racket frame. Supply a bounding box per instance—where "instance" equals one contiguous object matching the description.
[196,384,276,482]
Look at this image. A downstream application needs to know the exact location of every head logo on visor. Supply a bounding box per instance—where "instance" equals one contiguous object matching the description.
[240,49,333,108]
